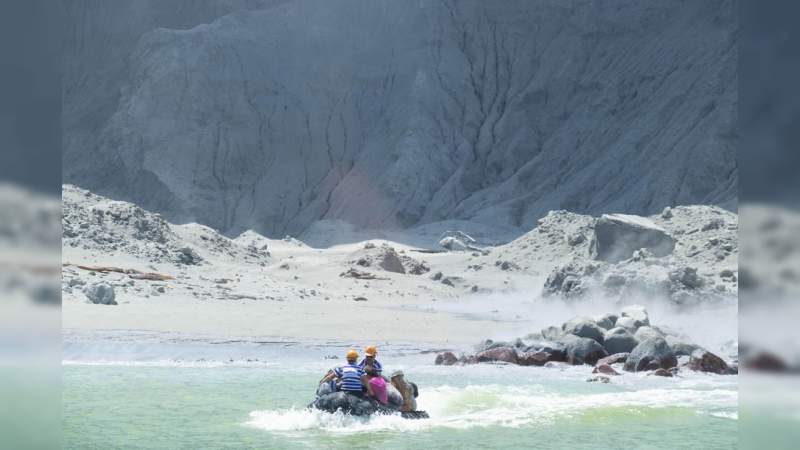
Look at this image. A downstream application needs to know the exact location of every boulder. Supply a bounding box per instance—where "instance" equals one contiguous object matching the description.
[665,336,702,357]
[687,349,730,374]
[597,352,629,367]
[541,326,564,341]
[593,364,620,376]
[624,337,678,372]
[434,351,459,366]
[562,317,605,343]
[559,335,608,365]
[517,351,551,366]
[524,341,567,362]
[634,326,664,342]
[669,267,705,290]
[742,351,788,372]
[603,327,639,354]
[614,316,640,332]
[594,313,618,330]
[83,282,117,305]
[68,277,86,287]
[651,368,673,377]
[377,246,406,274]
[620,305,650,327]
[477,339,514,352]
[542,260,599,298]
[438,231,476,252]
[475,347,518,364]
[590,214,676,263]
[175,246,203,265]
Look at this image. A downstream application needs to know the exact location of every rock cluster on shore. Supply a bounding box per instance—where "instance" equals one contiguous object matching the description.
[434,305,736,377]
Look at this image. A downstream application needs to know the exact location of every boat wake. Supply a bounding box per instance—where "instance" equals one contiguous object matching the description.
[245,382,737,435]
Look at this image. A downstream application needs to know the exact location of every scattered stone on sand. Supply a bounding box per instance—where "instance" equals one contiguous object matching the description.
[175,246,203,265]
[83,282,117,305]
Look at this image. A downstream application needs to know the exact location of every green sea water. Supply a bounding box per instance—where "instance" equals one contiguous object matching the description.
[63,352,738,450]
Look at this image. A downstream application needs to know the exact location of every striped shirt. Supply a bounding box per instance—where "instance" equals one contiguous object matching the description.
[358,358,383,375]
[334,363,364,392]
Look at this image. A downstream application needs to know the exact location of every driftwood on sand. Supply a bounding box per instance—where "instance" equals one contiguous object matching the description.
[66,263,174,281]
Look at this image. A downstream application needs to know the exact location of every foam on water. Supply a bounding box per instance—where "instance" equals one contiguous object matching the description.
[246,382,737,435]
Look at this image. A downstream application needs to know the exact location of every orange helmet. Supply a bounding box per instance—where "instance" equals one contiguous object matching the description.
[346,349,358,360]
[364,345,377,357]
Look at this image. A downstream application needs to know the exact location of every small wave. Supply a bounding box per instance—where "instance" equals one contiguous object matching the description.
[62,359,278,368]
[708,411,738,420]
[246,383,738,434]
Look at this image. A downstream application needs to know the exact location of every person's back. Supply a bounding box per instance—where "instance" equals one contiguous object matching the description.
[368,375,388,405]
[334,362,364,393]
[390,370,417,412]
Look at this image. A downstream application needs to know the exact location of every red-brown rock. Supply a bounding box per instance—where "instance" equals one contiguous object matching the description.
[475,346,518,364]
[592,364,620,376]
[597,352,629,367]
[517,351,551,366]
[687,350,730,374]
[434,351,459,366]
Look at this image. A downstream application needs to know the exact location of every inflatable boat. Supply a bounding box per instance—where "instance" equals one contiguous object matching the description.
[310,380,429,419]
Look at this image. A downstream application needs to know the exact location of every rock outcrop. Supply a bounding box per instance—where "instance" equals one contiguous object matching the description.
[591,214,676,263]
[63,0,737,238]
[624,337,678,372]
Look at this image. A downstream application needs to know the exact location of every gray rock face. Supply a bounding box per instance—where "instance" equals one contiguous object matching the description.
[562,317,605,343]
[560,335,608,365]
[594,313,618,330]
[591,214,676,263]
[614,316,641,332]
[603,327,639,354]
[624,337,678,372]
[63,0,737,238]
[633,326,665,342]
[83,282,117,305]
[376,246,406,274]
[665,335,702,357]
[175,247,203,265]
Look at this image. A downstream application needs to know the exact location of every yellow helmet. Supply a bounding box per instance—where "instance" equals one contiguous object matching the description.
[346,349,358,360]
[364,345,377,357]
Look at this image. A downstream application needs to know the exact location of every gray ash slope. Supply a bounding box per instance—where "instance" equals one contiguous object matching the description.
[63,0,737,238]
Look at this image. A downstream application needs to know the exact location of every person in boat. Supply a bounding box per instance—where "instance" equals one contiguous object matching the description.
[390,370,417,412]
[319,349,367,395]
[358,345,382,376]
[364,364,388,405]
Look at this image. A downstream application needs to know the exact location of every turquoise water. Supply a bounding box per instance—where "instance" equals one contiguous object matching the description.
[63,336,738,450]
